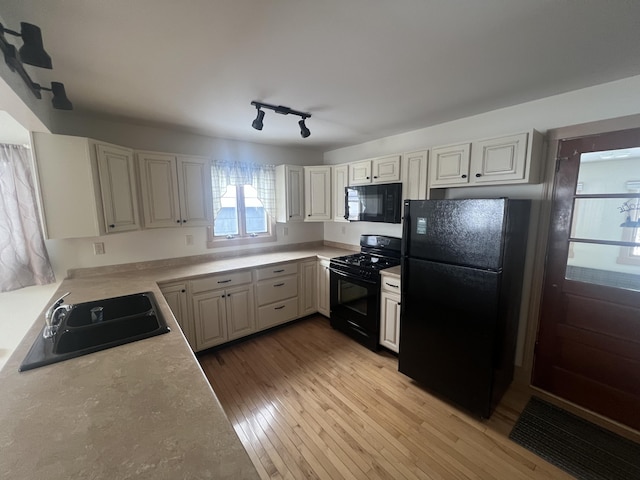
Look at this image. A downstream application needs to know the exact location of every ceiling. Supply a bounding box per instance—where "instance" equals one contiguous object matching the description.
[3,1,640,151]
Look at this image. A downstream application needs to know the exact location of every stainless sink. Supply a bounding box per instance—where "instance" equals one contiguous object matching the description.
[19,292,170,372]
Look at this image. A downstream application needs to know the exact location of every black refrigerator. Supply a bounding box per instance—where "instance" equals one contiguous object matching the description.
[399,198,530,418]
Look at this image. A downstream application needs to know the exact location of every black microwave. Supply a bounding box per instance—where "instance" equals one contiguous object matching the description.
[345,182,402,223]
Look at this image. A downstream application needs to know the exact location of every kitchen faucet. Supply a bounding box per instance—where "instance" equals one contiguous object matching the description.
[43,292,72,339]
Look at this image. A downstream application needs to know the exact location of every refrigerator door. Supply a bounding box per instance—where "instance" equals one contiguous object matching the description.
[399,257,500,417]
[402,198,507,270]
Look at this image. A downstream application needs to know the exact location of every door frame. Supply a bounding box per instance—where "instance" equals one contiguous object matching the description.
[519,113,640,438]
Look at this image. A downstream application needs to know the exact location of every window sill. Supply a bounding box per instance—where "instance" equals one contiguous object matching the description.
[206,227,277,249]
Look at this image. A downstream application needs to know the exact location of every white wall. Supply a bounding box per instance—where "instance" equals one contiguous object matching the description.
[323,74,640,368]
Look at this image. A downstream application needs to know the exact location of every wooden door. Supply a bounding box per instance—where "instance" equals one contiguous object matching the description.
[532,127,640,430]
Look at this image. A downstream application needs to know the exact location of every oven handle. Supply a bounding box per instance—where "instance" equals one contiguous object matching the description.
[328,266,378,286]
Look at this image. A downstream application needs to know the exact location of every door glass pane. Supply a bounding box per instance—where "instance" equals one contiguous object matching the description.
[576,147,640,194]
[213,185,238,236]
[243,185,267,234]
[571,197,640,242]
[566,241,640,291]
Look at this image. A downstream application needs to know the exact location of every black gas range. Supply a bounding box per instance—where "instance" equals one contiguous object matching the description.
[329,235,401,351]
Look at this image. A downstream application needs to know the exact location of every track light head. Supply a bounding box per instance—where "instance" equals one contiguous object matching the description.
[299,119,310,138]
[18,22,52,69]
[252,109,265,130]
[50,82,73,110]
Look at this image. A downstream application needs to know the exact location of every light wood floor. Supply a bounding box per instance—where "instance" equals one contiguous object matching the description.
[199,316,573,480]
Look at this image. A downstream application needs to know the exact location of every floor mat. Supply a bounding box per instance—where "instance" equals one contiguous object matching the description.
[509,397,640,480]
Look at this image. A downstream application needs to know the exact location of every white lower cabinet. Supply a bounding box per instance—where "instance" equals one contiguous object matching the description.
[165,259,324,352]
[256,262,300,329]
[317,259,330,317]
[190,273,255,350]
[379,271,401,353]
[159,282,194,349]
[299,260,317,317]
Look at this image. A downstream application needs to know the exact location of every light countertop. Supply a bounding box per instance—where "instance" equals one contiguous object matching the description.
[0,246,351,480]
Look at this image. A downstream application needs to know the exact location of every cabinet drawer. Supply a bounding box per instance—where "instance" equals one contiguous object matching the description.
[190,270,252,294]
[257,297,299,330]
[256,275,298,306]
[381,274,401,294]
[255,262,298,281]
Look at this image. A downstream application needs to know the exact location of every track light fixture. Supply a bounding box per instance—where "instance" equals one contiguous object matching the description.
[0,20,72,110]
[250,101,312,138]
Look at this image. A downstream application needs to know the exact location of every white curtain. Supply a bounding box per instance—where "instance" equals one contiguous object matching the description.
[211,161,276,219]
[0,144,55,292]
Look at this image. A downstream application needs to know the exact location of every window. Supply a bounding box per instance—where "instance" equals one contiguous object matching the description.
[208,162,276,247]
[618,180,640,266]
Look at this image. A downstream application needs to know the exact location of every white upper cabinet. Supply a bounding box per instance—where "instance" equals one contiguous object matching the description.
[137,152,212,228]
[33,133,139,239]
[332,164,349,222]
[349,155,401,185]
[96,144,140,233]
[401,150,428,200]
[275,165,304,223]
[429,130,544,188]
[429,143,472,187]
[304,166,331,221]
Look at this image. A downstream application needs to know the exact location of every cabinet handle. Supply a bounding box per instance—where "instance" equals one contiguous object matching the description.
[221,294,226,298]
[366,176,370,179]
[176,220,181,223]
[273,269,285,273]
[274,305,285,310]
[182,219,187,223]
[181,289,186,293]
[373,176,378,179]
[217,279,232,284]
[475,173,482,178]
[397,302,401,306]
[109,224,115,228]
[273,282,285,287]
[385,282,399,288]
[461,174,467,179]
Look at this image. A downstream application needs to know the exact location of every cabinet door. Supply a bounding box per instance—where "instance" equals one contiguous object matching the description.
[137,152,181,228]
[317,259,330,317]
[160,283,194,349]
[429,143,471,187]
[349,160,372,185]
[176,156,213,226]
[372,155,401,183]
[332,164,349,222]
[304,166,331,221]
[226,284,256,340]
[380,291,401,353]
[96,143,140,233]
[471,133,528,184]
[32,133,102,239]
[287,165,305,222]
[299,261,317,316]
[401,150,428,200]
[192,290,228,350]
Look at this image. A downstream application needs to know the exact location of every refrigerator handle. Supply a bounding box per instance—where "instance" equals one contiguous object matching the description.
[401,200,411,257]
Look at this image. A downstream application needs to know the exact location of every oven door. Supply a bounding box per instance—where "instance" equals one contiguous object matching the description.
[329,267,380,350]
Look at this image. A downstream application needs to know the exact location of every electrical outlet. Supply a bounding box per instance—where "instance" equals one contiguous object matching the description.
[93,242,105,255]
[185,234,194,246]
